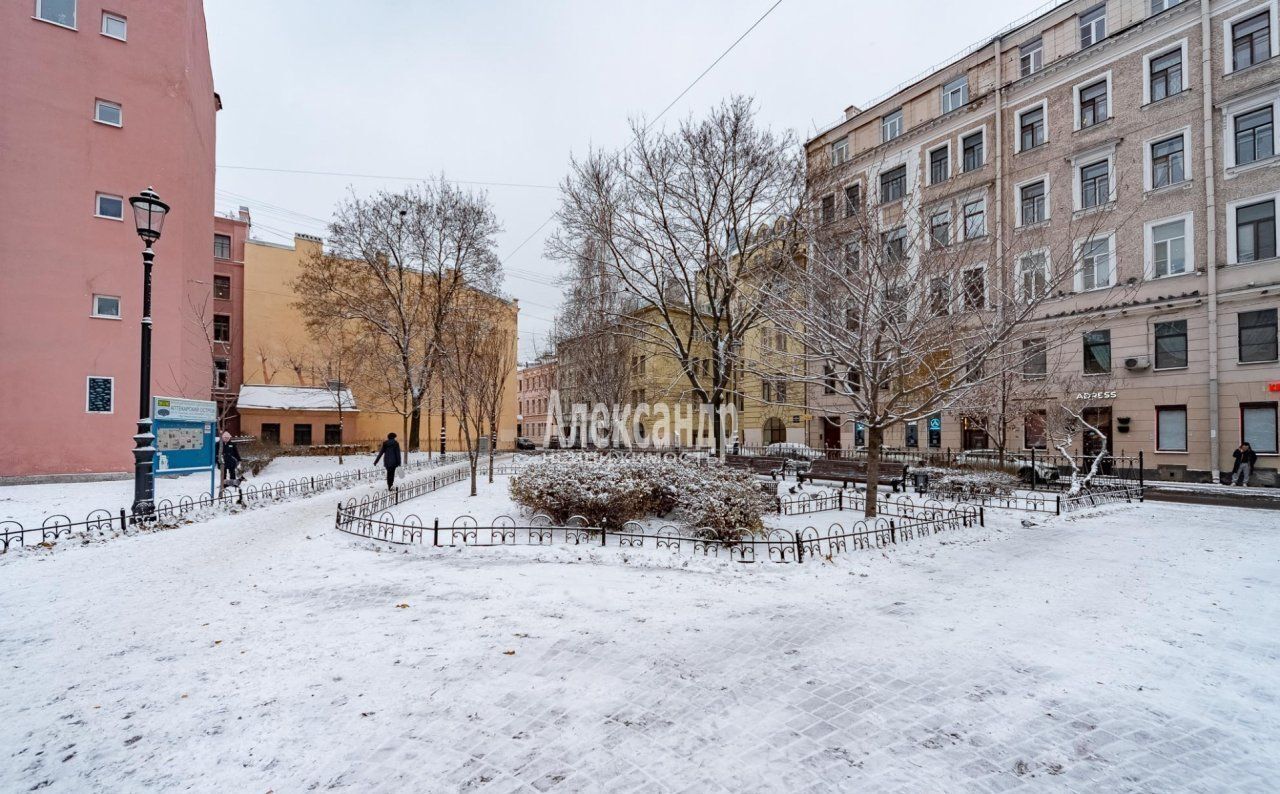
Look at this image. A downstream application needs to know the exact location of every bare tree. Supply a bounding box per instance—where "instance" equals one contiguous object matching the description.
[293,181,503,455]
[311,321,367,465]
[475,318,516,482]
[764,162,1133,517]
[550,96,805,454]
[438,298,507,496]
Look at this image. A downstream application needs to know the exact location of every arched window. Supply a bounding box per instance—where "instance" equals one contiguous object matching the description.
[763,417,786,445]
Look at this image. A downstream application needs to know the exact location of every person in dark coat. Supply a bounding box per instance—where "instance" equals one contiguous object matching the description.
[1231,442,1258,486]
[374,432,402,490]
[220,431,242,486]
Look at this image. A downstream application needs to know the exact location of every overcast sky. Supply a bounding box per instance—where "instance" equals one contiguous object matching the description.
[206,0,1049,359]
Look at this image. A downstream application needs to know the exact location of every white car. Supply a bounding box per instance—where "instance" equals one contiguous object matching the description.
[763,442,824,463]
[953,449,1059,483]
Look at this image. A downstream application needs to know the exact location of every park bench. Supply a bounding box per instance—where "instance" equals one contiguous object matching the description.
[724,455,787,480]
[797,460,909,491]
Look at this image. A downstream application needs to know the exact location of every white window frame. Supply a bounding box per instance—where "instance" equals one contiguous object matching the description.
[1019,38,1043,77]
[101,11,126,40]
[1222,87,1280,171]
[34,0,76,29]
[92,294,122,319]
[881,109,904,143]
[1242,403,1279,454]
[86,376,114,414]
[960,264,988,311]
[1015,174,1052,227]
[1142,39,1189,104]
[95,192,125,220]
[961,196,987,240]
[1013,99,1050,153]
[1143,126,1193,191]
[1222,2,1279,74]
[1017,248,1052,302]
[1144,212,1196,280]
[959,124,986,172]
[875,156,911,205]
[1226,191,1280,265]
[830,137,849,167]
[842,180,863,217]
[1079,4,1107,48]
[1072,71,1113,131]
[1074,231,1118,292]
[928,207,952,249]
[1071,144,1118,212]
[926,141,951,185]
[941,76,969,113]
[94,99,122,127]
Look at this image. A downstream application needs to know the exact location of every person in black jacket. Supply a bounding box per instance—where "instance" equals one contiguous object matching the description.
[1231,442,1258,486]
[220,431,242,486]
[374,433,402,490]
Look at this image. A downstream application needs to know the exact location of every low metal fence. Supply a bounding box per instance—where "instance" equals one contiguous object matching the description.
[917,486,1063,514]
[1,453,468,553]
[1060,482,1145,512]
[776,490,986,524]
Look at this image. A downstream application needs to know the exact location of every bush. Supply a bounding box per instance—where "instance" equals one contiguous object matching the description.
[916,466,1020,495]
[508,453,774,536]
[239,441,280,477]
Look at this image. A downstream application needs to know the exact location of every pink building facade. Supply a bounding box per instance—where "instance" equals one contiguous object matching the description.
[213,210,251,435]
[0,1,218,478]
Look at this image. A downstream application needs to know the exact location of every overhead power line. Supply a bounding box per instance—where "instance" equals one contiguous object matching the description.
[218,164,558,191]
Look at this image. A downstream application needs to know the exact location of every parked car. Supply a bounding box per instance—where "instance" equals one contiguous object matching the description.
[953,449,1059,483]
[516,436,537,451]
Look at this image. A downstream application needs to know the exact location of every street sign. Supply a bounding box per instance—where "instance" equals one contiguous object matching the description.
[152,397,216,491]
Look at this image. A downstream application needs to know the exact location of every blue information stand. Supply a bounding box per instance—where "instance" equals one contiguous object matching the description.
[152,396,217,497]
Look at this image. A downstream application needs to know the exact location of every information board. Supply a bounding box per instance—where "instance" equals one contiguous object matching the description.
[152,397,216,483]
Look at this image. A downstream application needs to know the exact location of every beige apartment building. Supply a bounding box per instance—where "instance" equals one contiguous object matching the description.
[805,0,1280,483]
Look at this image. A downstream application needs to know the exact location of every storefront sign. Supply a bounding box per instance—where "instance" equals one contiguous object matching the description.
[1073,390,1118,400]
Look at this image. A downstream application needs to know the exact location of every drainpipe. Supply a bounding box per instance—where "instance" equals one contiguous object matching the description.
[1200,0,1221,481]
[992,36,1007,445]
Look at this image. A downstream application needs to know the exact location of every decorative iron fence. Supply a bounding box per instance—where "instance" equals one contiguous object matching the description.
[1060,482,1145,512]
[1,454,468,553]
[916,487,1062,514]
[776,489,987,524]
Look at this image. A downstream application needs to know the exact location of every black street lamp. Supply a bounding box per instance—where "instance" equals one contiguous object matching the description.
[128,187,170,516]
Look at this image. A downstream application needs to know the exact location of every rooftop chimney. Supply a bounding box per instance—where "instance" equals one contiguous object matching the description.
[238,205,251,224]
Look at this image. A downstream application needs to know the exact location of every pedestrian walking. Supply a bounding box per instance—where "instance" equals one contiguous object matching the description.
[1231,441,1257,486]
[220,431,242,487]
[374,432,402,490]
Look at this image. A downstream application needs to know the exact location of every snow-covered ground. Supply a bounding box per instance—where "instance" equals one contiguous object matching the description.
[1,472,1277,792]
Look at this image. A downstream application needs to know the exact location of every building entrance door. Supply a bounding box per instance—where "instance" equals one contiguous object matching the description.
[822,417,841,453]
[961,416,988,450]
[1082,407,1113,461]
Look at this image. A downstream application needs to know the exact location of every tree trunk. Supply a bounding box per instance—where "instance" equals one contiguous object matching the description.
[408,404,422,452]
[487,418,496,484]
[864,425,883,518]
[712,397,724,458]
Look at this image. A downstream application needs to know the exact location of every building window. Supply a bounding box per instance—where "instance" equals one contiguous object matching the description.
[1078,79,1109,127]
[830,137,849,166]
[1242,403,1279,453]
[962,268,985,310]
[823,364,838,394]
[1079,236,1113,291]
[35,0,76,27]
[843,184,860,216]
[1080,160,1111,209]
[1024,410,1048,449]
[1156,406,1188,451]
[1155,319,1189,369]
[843,242,860,271]
[1232,11,1272,72]
[1149,48,1183,102]
[213,359,229,390]
[929,146,949,184]
[879,165,906,202]
[261,423,281,445]
[92,294,120,318]
[86,376,113,413]
[1020,180,1046,225]
[1083,330,1112,374]
[763,418,786,445]
[1151,134,1186,188]
[929,210,950,246]
[1150,216,1189,277]
[1235,199,1277,263]
[905,421,919,448]
[325,424,343,445]
[214,275,232,300]
[1080,5,1107,48]
[213,314,231,343]
[1235,107,1274,166]
[101,11,126,40]
[941,76,968,113]
[1023,338,1048,378]
[1020,38,1043,77]
[881,109,903,142]
[963,198,986,238]
[1019,106,1045,150]
[819,194,835,224]
[94,99,122,126]
[930,278,951,315]
[293,424,313,446]
[1018,252,1049,301]
[1239,308,1278,362]
[882,227,907,263]
[214,233,232,258]
[95,193,124,220]
[962,131,984,172]
[1152,0,1185,11]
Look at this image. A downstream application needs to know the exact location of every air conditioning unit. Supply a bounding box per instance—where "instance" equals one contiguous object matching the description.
[1124,356,1151,370]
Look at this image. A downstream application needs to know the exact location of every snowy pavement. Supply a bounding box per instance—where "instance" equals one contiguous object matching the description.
[1,475,1278,792]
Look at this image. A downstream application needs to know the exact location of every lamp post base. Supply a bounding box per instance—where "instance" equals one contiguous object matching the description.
[132,418,156,517]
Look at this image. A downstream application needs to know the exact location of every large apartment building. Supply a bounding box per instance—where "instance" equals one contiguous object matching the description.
[804,0,1279,483]
[0,0,218,478]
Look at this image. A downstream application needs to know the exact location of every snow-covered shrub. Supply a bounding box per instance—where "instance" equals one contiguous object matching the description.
[916,466,1020,495]
[508,453,772,535]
